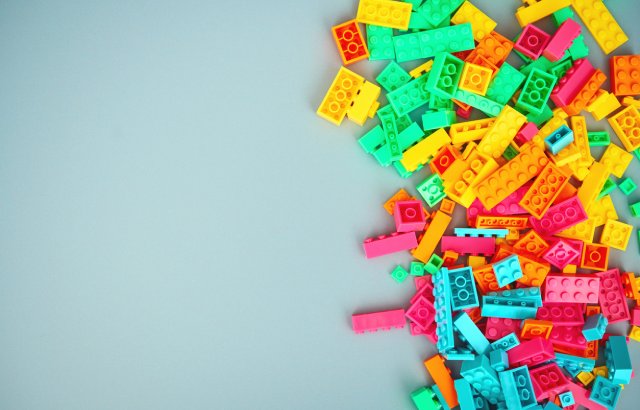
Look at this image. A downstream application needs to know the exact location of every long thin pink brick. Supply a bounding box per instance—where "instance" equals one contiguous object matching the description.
[551,58,595,107]
[352,309,406,333]
[362,231,418,258]
[543,18,581,61]
[507,337,555,367]
[440,236,496,255]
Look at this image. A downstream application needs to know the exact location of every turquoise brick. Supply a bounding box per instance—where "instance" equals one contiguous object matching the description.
[598,178,617,199]
[604,336,632,384]
[426,52,465,99]
[411,386,441,410]
[454,228,509,238]
[544,402,562,410]
[544,125,574,154]
[481,299,537,319]
[390,265,409,283]
[454,379,476,410]
[485,62,526,105]
[588,131,611,146]
[388,74,431,116]
[453,88,503,117]
[517,68,557,115]
[366,25,395,61]
[447,267,480,311]
[422,109,456,130]
[425,254,444,275]
[393,23,474,63]
[410,261,425,276]
[499,365,536,410]
[417,173,446,207]
[492,254,523,287]
[489,349,509,372]
[377,61,411,92]
[433,267,455,352]
[416,0,465,26]
[491,332,520,351]
[454,311,489,354]
[558,391,575,407]
[445,347,476,361]
[432,385,451,410]
[589,376,621,410]
[582,313,607,341]
[460,355,504,405]
[555,353,595,373]
[486,287,543,307]
[618,177,637,195]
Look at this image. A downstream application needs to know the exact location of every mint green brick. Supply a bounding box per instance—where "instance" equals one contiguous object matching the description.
[588,131,610,146]
[553,7,575,26]
[393,23,474,63]
[391,265,409,283]
[425,254,444,275]
[377,61,411,92]
[550,58,573,79]
[517,68,557,115]
[417,173,446,207]
[618,178,637,196]
[486,62,526,105]
[408,11,433,30]
[453,88,503,117]
[416,0,465,27]
[410,261,425,276]
[521,103,553,126]
[631,202,640,217]
[388,74,431,116]
[372,122,424,166]
[598,178,617,199]
[426,52,465,99]
[379,109,401,161]
[422,109,456,131]
[411,386,441,410]
[503,144,519,161]
[569,34,589,60]
[394,160,421,178]
[634,147,640,160]
[520,55,554,76]
[403,0,423,11]
[429,92,454,110]
[366,25,395,61]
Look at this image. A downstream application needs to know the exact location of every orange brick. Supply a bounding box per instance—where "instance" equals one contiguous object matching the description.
[610,55,640,96]
[519,162,570,219]
[424,355,458,408]
[513,229,550,257]
[520,319,553,340]
[332,20,369,65]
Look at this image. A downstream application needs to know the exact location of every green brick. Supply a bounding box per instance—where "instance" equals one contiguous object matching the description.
[517,68,557,115]
[569,34,589,60]
[417,173,446,207]
[416,0,465,27]
[521,103,553,126]
[388,74,431,116]
[373,122,424,166]
[549,58,573,79]
[377,61,411,92]
[411,386,441,410]
[429,92,454,110]
[425,254,444,275]
[631,202,640,217]
[453,88,504,117]
[410,261,425,276]
[394,160,421,178]
[520,55,555,76]
[503,144,520,161]
[598,178,617,199]
[486,62,526,105]
[393,23,474,63]
[552,7,575,26]
[426,52,465,99]
[366,25,395,61]
[379,109,401,161]
[588,131,611,147]
[618,178,637,196]
[634,147,640,160]
[408,11,433,30]
[391,265,409,283]
[422,109,456,131]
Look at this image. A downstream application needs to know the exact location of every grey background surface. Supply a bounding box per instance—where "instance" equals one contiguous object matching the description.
[0,0,639,409]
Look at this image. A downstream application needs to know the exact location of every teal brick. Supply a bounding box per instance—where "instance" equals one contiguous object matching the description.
[590,376,621,410]
[366,25,395,61]
[618,177,637,195]
[499,365,536,410]
[517,68,557,115]
[393,23,474,62]
[377,61,411,92]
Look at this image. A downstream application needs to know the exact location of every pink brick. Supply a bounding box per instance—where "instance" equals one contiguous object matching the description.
[507,337,555,367]
[515,24,551,59]
[467,184,530,224]
[551,58,595,107]
[514,122,540,145]
[543,274,600,303]
[484,317,522,341]
[536,302,585,326]
[406,295,436,330]
[543,18,581,61]
[542,240,581,269]
[529,196,587,236]
[530,362,571,401]
[440,236,496,256]
[410,322,438,344]
[363,231,418,258]
[632,306,640,326]
[567,381,608,410]
[549,325,587,350]
[595,268,630,324]
[545,237,583,261]
[352,309,406,333]
[393,200,426,232]
[411,276,434,304]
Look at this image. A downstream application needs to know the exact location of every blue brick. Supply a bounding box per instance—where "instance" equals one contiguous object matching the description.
[433,268,455,352]
[589,376,621,410]
[489,349,509,372]
[555,353,595,373]
[455,379,476,410]
[491,332,520,351]
[498,365,536,410]
[544,125,574,155]
[454,228,509,238]
[582,313,607,341]
[461,355,504,405]
[454,311,490,354]
[447,266,479,310]
[492,255,524,287]
[557,391,574,407]
[605,335,632,384]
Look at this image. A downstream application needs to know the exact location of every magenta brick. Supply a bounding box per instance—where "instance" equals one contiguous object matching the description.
[485,317,521,341]
[567,381,608,410]
[543,18,581,62]
[363,231,418,258]
[536,302,585,326]
[440,236,496,256]
[514,122,540,145]
[632,306,640,326]
[543,274,600,304]
[542,240,581,269]
[507,337,555,367]
[467,184,530,224]
[549,325,587,350]
[595,268,630,324]
[406,295,436,330]
[528,196,587,236]
[393,200,426,232]
[410,321,438,344]
[352,309,406,333]
[515,24,551,59]
[530,362,571,401]
[551,58,595,107]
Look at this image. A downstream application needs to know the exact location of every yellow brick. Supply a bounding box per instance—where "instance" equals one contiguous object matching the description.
[412,211,451,262]
[468,255,486,268]
[600,143,633,178]
[587,90,622,121]
[601,219,633,250]
[383,189,413,214]
[459,62,493,96]
[356,0,412,30]
[593,365,608,378]
[557,217,596,243]
[409,60,433,79]
[572,0,628,54]
[608,105,640,151]
[515,0,571,26]
[577,161,609,210]
[401,128,451,172]
[449,118,496,145]
[577,371,595,386]
[563,264,577,273]
[550,140,582,167]
[567,116,593,180]
[587,195,618,227]
[476,105,527,159]
[622,97,640,109]
[451,1,497,41]
[317,67,365,125]
[630,326,640,342]
[532,109,568,147]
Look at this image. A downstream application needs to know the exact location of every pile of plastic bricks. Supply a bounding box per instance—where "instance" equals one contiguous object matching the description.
[317,0,640,409]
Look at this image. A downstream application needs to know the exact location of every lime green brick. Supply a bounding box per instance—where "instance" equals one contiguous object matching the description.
[503,144,520,161]
[598,178,617,199]
[391,265,409,283]
[517,68,557,115]
[425,254,444,275]
[553,7,575,26]
[377,61,411,92]
[417,173,446,207]
[618,178,637,196]
[631,202,640,217]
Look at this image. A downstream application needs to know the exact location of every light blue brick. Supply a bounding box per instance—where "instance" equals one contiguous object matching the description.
[498,365,536,410]
[455,379,477,410]
[555,353,595,373]
[558,391,574,407]
[486,287,542,307]
[589,376,621,410]
[491,332,520,351]
[461,355,504,405]
[481,296,538,320]
[445,347,476,361]
[605,336,632,384]
[582,313,607,341]
[447,266,479,311]
[492,255,523,287]
[454,311,490,354]
[454,228,509,238]
[433,268,455,352]
[489,349,509,372]
[545,125,574,155]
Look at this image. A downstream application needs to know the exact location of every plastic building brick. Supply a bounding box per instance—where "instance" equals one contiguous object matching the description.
[629,325,640,342]
[543,274,600,304]
[449,118,495,145]
[332,20,369,65]
[568,34,589,60]
[486,63,526,106]
[513,229,549,256]
[432,267,456,352]
[595,269,630,323]
[411,386,441,410]
[586,90,621,121]
[490,331,520,350]
[474,215,528,229]
[600,219,632,251]
[529,196,588,236]
[431,144,462,175]
[530,362,571,401]
[454,378,476,410]
[492,254,523,287]
[481,296,538,319]
[577,161,609,211]
[507,336,555,368]
[458,62,492,96]
[600,143,633,179]
[414,211,452,264]
[558,391,575,407]
[566,115,594,181]
[390,265,409,283]
[571,0,628,54]
[555,353,595,373]
[551,59,595,107]
[460,355,504,405]
[439,199,455,215]
[376,61,410,92]
[517,68,557,115]
[426,52,465,99]
[440,236,495,256]
[406,295,436,330]
[387,74,430,116]
[562,69,607,116]
[393,23,475,63]
[502,144,519,161]
[632,202,640,217]
[550,58,574,80]
[352,308,406,333]
[416,0,465,27]
[588,196,618,228]
[582,313,607,342]
[417,173,446,207]
[446,267,480,311]
[520,319,553,340]
[366,25,395,60]
[425,254,444,275]
[608,105,640,151]
[552,6,575,26]
[580,243,609,272]
[450,1,496,41]
[410,60,434,79]
[576,371,595,387]
[411,261,425,277]
[542,240,580,270]
[515,0,572,27]
[401,128,451,172]
[454,311,490,354]
[393,200,426,232]
[549,324,588,351]
[422,110,456,131]
[610,55,640,96]
[537,303,584,326]
[515,24,551,60]
[544,125,574,155]
[378,108,402,161]
[618,177,637,195]
[318,67,367,125]
[543,18,581,62]
[363,231,418,258]
[424,354,458,408]
[489,348,509,372]
[604,336,632,384]
[499,365,537,410]
[587,131,610,147]
[383,188,413,214]
[589,376,621,410]
[520,161,569,219]
[476,105,527,159]
[356,0,412,30]
[598,178,616,199]
[455,228,508,238]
